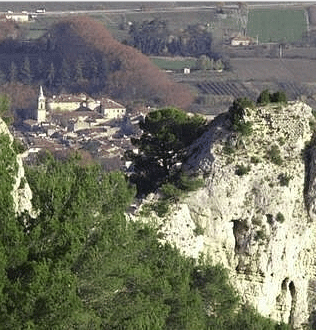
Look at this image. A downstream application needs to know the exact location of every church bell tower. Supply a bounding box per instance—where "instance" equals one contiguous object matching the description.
[37,85,46,123]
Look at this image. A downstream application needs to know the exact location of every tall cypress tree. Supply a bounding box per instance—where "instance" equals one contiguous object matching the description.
[36,57,45,83]
[46,62,55,88]
[60,59,71,87]
[20,56,32,85]
[0,68,7,85]
[74,59,84,84]
[8,61,17,84]
[90,57,99,85]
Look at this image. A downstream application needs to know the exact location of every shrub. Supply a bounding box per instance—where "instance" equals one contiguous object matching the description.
[235,164,251,176]
[277,137,286,146]
[177,173,204,191]
[271,90,287,104]
[267,144,283,165]
[266,214,273,225]
[233,121,253,136]
[250,156,261,164]
[255,229,266,241]
[257,89,271,105]
[276,212,285,223]
[19,177,26,189]
[257,89,287,105]
[12,138,27,154]
[223,142,235,155]
[229,97,254,136]
[278,173,293,187]
[193,223,205,236]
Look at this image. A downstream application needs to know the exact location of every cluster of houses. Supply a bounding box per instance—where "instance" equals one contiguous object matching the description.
[32,86,126,130]
[17,86,144,172]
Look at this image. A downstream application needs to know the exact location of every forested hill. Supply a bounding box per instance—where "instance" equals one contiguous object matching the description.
[0,16,194,109]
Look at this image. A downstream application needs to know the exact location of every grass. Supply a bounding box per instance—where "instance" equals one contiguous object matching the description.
[150,57,198,71]
[247,9,307,43]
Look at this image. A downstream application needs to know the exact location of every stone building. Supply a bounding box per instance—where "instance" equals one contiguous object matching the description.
[46,92,125,119]
[47,93,91,112]
[230,36,253,46]
[99,98,126,119]
[34,87,126,129]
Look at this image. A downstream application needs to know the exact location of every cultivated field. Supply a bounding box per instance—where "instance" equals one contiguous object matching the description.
[247,9,307,43]
[230,58,316,83]
[150,57,197,71]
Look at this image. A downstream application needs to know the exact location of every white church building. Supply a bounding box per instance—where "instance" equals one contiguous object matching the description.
[35,86,126,124]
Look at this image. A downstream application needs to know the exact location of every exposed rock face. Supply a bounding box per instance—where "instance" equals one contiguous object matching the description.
[0,118,33,216]
[138,101,316,329]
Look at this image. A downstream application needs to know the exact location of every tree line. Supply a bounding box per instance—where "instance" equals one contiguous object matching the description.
[0,56,112,93]
[126,19,215,58]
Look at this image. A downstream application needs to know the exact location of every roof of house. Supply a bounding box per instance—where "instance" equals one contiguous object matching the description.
[65,108,104,120]
[231,36,253,42]
[100,98,125,109]
[47,93,87,103]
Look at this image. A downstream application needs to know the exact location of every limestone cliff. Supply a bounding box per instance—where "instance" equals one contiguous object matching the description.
[136,101,316,329]
[0,117,33,216]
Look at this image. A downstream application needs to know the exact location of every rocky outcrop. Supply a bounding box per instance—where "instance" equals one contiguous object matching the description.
[0,118,33,216]
[136,101,316,329]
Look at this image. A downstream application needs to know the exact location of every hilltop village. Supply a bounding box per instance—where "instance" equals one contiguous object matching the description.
[15,86,146,170]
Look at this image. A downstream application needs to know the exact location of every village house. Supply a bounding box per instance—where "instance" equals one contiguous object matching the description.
[65,110,108,132]
[99,98,127,119]
[5,12,30,22]
[230,36,254,46]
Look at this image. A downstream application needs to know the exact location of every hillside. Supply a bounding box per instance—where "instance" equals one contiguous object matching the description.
[0,16,194,109]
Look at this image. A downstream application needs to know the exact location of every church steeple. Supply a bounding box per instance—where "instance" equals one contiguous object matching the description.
[39,85,44,99]
[37,85,46,123]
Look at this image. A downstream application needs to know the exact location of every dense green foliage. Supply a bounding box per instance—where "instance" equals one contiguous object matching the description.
[128,19,214,57]
[0,145,291,329]
[127,107,207,195]
[257,89,288,105]
[235,164,251,176]
[151,174,204,217]
[229,97,254,136]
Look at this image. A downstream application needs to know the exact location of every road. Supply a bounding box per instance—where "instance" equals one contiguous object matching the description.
[11,2,314,18]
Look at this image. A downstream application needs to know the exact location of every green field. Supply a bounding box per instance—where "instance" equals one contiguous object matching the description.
[247,9,307,43]
[150,57,197,70]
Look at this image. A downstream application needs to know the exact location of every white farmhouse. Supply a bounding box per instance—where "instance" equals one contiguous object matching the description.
[99,98,126,119]
[6,12,30,22]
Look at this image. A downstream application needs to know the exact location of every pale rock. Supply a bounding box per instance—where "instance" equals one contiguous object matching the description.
[136,101,316,329]
[0,117,34,216]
